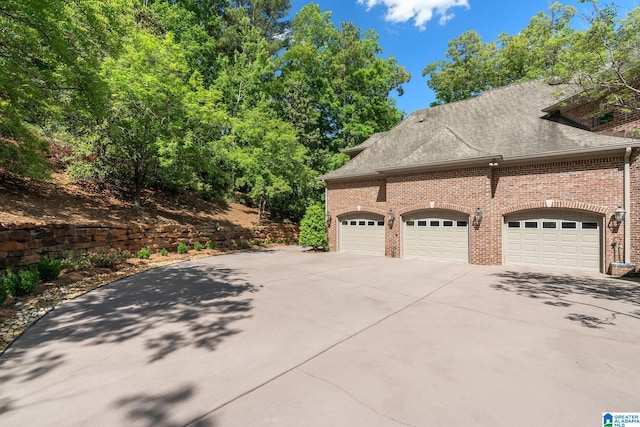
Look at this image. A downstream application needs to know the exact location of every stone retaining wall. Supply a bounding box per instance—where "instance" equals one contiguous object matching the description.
[0,222,299,271]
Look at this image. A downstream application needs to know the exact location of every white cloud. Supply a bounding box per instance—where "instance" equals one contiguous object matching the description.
[357,0,470,30]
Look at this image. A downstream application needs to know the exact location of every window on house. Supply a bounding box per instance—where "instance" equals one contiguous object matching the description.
[406,221,415,226]
[524,222,538,228]
[443,220,453,227]
[417,220,427,227]
[543,221,557,229]
[594,112,614,127]
[457,221,468,227]
[430,220,440,227]
[368,221,375,226]
[508,222,520,228]
[582,222,598,230]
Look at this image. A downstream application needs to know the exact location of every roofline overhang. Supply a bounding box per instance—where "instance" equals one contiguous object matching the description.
[319,143,640,183]
[502,143,640,164]
[318,172,383,183]
[375,155,501,175]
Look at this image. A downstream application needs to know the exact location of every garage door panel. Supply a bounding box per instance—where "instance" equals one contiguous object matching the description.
[504,211,601,272]
[403,211,469,263]
[339,214,385,256]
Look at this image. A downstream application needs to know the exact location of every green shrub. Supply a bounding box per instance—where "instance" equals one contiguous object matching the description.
[16,269,40,296]
[137,247,151,259]
[206,241,215,250]
[177,242,188,254]
[194,241,204,252]
[62,252,92,272]
[264,237,271,245]
[2,268,20,298]
[299,204,328,250]
[37,256,62,282]
[88,249,130,268]
[160,248,169,256]
[0,277,7,305]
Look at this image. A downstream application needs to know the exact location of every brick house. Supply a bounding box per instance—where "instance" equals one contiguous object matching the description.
[320,79,640,275]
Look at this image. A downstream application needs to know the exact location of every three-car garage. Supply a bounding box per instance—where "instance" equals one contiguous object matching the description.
[337,209,603,273]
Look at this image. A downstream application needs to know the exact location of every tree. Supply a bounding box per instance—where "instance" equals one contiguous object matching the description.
[89,30,227,208]
[299,204,328,250]
[231,104,315,221]
[423,2,576,105]
[279,4,410,174]
[550,0,640,117]
[0,0,129,177]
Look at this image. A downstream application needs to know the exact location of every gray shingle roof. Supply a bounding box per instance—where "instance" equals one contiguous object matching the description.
[320,80,638,181]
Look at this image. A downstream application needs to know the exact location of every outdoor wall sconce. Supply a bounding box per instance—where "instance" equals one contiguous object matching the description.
[488,159,499,167]
[614,206,626,223]
[388,209,395,227]
[474,207,483,223]
[326,214,332,227]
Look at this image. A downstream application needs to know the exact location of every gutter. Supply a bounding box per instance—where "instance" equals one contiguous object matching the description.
[321,143,640,181]
[624,147,632,263]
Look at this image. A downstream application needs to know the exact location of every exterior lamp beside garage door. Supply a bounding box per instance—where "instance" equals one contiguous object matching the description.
[326,214,332,227]
[474,207,483,223]
[388,209,395,228]
[614,206,626,223]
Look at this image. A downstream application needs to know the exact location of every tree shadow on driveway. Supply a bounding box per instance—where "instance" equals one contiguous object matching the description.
[490,270,640,329]
[0,260,257,394]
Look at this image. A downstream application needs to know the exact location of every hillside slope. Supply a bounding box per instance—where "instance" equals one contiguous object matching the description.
[0,171,260,228]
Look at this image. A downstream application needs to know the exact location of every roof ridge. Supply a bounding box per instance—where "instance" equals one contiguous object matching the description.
[439,125,489,155]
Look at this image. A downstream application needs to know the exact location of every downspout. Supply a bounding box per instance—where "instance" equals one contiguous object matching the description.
[624,147,631,264]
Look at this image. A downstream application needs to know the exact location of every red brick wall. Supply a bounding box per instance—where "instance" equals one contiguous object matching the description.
[563,102,640,136]
[326,155,631,272]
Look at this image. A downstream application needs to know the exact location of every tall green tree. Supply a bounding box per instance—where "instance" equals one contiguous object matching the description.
[85,30,228,208]
[0,0,129,177]
[551,0,640,116]
[279,4,410,173]
[231,104,315,220]
[423,2,576,105]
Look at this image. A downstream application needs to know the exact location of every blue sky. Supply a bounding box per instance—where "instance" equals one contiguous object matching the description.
[289,0,639,115]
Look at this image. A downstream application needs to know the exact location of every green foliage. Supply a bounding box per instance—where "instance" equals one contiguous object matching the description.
[264,237,271,245]
[0,276,7,305]
[0,0,130,178]
[194,241,204,251]
[207,241,216,250]
[137,248,151,259]
[2,268,20,297]
[177,242,189,254]
[16,269,40,296]
[423,2,576,104]
[279,4,410,174]
[37,256,63,282]
[62,252,93,272]
[550,1,640,115]
[63,249,130,271]
[160,248,169,256]
[299,204,328,250]
[89,249,130,268]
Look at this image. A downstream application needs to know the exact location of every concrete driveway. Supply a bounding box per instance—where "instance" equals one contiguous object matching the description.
[1,246,639,426]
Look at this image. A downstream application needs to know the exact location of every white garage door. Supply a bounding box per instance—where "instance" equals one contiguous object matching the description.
[402,211,469,262]
[339,213,385,256]
[503,211,601,272]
